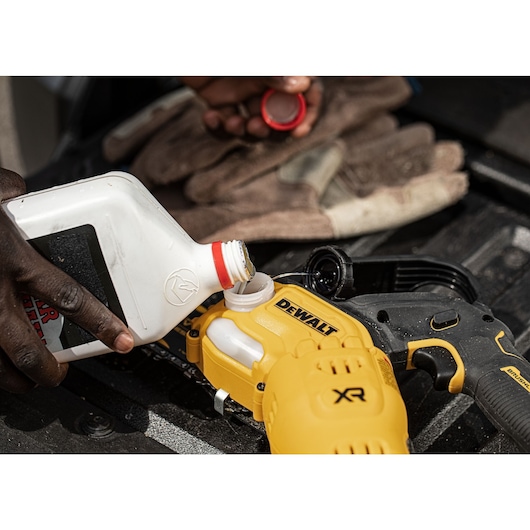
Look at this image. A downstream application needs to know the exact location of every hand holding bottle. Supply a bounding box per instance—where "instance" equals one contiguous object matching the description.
[0,168,134,393]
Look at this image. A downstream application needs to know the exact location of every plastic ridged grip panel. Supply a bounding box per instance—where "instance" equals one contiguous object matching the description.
[473,357,530,453]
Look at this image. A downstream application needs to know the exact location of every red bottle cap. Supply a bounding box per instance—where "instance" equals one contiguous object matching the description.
[261,89,306,131]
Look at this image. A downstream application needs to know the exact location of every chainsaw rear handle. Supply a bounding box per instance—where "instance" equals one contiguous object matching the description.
[472,356,530,452]
[410,332,530,453]
[336,292,530,453]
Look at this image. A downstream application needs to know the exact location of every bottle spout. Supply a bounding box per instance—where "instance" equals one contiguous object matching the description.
[238,240,256,280]
[213,240,255,289]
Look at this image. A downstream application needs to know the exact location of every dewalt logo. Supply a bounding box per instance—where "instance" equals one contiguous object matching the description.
[274,298,339,336]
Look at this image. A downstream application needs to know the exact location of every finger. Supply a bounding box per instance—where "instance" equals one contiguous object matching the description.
[202,109,223,130]
[183,76,312,103]
[0,168,26,200]
[224,114,246,137]
[204,100,270,138]
[202,106,239,130]
[193,78,275,108]
[186,77,314,112]
[290,79,324,138]
[179,77,216,91]
[243,96,270,137]
[246,116,271,138]
[203,105,248,136]
[0,301,68,388]
[0,349,39,393]
[20,254,134,354]
[261,76,312,94]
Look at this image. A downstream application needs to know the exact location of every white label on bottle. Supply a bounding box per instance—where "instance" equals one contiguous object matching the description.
[164,268,200,306]
[23,295,65,352]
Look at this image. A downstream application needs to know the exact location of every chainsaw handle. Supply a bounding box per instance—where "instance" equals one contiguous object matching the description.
[336,291,530,453]
[471,356,530,453]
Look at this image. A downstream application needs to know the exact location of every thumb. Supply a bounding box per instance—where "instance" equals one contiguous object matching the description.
[263,76,313,93]
[0,168,27,200]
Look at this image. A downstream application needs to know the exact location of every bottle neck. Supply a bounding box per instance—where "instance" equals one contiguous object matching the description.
[211,240,255,289]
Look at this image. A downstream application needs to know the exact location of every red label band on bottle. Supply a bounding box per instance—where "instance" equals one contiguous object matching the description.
[212,241,234,290]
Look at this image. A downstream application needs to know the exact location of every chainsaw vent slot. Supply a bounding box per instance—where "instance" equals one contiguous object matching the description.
[334,441,387,454]
[266,394,278,430]
[316,357,361,375]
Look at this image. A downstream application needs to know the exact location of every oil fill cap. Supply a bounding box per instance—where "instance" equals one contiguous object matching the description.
[261,89,306,131]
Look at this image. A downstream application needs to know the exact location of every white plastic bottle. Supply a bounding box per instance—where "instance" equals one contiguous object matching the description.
[2,171,255,363]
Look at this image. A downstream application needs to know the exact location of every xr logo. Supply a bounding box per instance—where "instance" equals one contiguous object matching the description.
[333,387,366,403]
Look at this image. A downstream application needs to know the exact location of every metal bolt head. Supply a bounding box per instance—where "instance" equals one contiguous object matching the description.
[79,412,115,438]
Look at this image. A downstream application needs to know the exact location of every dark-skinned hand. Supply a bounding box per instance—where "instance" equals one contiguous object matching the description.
[0,168,134,393]
[180,76,323,139]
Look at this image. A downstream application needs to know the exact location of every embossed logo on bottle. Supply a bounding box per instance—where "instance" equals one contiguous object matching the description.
[164,269,200,306]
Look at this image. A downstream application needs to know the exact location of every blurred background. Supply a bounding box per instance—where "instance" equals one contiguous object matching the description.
[0,76,180,177]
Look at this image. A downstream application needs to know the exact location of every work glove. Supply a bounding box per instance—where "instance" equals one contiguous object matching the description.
[102,77,468,243]
[0,168,134,393]
[102,77,413,192]
[169,114,468,242]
